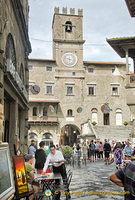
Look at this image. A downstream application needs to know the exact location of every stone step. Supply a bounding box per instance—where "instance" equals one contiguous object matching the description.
[93,125,132,141]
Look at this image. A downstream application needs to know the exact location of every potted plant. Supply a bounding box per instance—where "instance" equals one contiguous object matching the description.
[123,121,128,126]
[92,121,97,126]
[60,145,73,161]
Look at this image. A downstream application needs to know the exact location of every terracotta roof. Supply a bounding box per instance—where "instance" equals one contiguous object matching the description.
[28,58,56,62]
[125,0,135,17]
[83,61,125,65]
[29,99,60,103]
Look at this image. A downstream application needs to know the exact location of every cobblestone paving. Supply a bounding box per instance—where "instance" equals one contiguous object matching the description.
[63,160,124,200]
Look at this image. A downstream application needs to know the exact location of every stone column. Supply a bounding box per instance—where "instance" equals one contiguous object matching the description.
[19,109,25,153]
[125,49,129,85]
[0,104,3,142]
[9,101,17,155]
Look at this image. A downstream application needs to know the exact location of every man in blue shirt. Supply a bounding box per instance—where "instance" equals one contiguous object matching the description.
[28,140,37,169]
[28,140,37,155]
[123,141,133,160]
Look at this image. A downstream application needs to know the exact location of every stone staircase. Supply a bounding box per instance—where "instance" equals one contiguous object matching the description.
[93,125,133,141]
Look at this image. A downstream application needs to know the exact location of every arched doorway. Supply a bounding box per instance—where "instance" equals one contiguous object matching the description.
[60,124,80,146]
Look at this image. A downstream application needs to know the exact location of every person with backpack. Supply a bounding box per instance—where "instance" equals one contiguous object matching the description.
[89,140,95,162]
[76,143,80,151]
[103,139,111,165]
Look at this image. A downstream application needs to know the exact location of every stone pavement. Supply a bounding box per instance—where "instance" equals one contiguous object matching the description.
[63,160,125,200]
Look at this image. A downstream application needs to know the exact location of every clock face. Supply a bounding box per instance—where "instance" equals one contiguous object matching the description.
[62,52,77,67]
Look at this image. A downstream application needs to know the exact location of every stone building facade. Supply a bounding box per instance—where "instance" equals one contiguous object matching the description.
[0,0,31,155]
[28,7,132,146]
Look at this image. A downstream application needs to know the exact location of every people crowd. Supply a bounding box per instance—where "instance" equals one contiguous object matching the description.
[24,139,135,200]
[73,139,135,168]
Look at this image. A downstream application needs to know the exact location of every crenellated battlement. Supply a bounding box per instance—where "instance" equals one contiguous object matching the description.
[54,7,83,16]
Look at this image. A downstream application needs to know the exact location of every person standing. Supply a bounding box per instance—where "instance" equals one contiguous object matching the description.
[46,141,53,156]
[43,144,71,200]
[82,142,87,165]
[35,141,46,174]
[94,141,99,160]
[103,139,111,165]
[87,141,90,160]
[99,141,104,160]
[28,140,37,155]
[114,143,123,169]
[89,140,95,162]
[28,140,37,169]
[123,141,133,160]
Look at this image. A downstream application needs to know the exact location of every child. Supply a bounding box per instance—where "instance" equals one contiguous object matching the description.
[114,143,123,169]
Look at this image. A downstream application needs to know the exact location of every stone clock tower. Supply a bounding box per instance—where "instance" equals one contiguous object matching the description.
[52,7,85,69]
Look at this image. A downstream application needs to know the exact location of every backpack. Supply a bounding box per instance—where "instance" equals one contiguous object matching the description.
[76,144,80,150]
[90,143,95,151]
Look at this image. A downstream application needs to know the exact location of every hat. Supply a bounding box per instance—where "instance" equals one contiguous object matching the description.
[24,154,33,162]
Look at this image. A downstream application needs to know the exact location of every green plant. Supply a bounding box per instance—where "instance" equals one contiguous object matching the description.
[92,121,97,125]
[60,145,73,159]
[123,121,128,126]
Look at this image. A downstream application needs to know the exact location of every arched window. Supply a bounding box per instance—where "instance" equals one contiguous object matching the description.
[67,109,73,117]
[42,132,53,140]
[65,21,72,32]
[91,108,98,123]
[29,132,37,140]
[116,109,122,125]
[33,107,37,116]
[5,34,16,70]
[20,64,24,84]
[42,132,53,146]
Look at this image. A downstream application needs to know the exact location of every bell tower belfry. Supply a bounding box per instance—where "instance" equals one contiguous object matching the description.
[52,7,85,69]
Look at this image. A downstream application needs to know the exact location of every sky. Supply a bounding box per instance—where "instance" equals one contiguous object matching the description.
[28,0,135,67]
